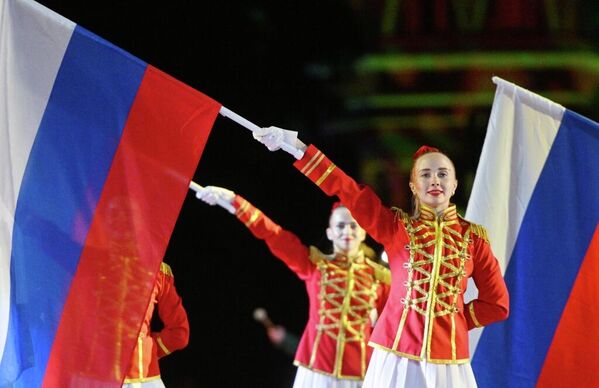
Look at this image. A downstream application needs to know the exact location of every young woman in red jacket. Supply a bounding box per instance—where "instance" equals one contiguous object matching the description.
[196,187,390,388]
[248,126,509,388]
[122,262,189,387]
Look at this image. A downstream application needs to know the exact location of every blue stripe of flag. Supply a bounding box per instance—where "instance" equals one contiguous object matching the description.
[0,26,146,386]
[473,110,599,387]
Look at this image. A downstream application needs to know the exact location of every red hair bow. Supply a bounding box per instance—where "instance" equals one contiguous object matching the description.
[412,145,440,160]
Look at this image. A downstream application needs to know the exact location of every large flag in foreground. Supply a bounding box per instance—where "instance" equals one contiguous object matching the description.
[0,0,221,386]
[466,77,599,387]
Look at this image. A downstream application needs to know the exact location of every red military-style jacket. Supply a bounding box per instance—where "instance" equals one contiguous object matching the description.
[123,262,189,384]
[233,195,390,379]
[293,145,509,364]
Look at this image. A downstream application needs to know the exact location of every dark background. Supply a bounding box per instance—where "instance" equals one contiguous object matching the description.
[35,1,599,386]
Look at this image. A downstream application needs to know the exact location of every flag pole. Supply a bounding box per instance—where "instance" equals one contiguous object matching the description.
[219,106,261,132]
[189,180,236,214]
[219,107,304,159]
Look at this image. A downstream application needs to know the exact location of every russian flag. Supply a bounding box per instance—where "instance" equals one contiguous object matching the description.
[465,77,599,387]
[0,0,221,386]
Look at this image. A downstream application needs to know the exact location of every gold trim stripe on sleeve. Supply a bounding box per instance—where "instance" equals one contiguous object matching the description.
[316,164,336,186]
[236,200,250,217]
[304,153,326,177]
[156,336,171,355]
[300,150,323,174]
[469,303,482,328]
[245,210,261,227]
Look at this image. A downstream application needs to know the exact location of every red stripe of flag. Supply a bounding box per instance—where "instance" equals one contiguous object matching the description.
[44,66,220,387]
[537,223,599,387]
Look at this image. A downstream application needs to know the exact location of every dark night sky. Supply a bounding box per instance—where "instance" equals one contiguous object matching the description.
[36,1,371,386]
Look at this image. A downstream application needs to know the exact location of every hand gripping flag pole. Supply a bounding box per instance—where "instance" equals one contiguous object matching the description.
[218,106,305,159]
[188,181,236,214]
[189,106,303,211]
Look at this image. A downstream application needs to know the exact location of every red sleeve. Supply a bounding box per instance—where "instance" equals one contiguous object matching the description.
[465,235,510,330]
[293,144,407,246]
[233,195,314,279]
[152,264,190,358]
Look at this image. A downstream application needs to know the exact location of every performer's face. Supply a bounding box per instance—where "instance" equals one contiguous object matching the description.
[327,206,366,256]
[410,152,458,212]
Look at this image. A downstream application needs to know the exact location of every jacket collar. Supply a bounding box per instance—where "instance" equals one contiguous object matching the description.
[418,203,458,222]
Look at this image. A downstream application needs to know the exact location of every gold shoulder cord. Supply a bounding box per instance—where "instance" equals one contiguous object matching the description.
[391,206,410,226]
[309,246,326,265]
[470,223,489,243]
[160,262,173,277]
[365,258,391,285]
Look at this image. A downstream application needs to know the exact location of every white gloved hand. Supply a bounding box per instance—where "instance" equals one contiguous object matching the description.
[195,186,235,213]
[253,126,304,159]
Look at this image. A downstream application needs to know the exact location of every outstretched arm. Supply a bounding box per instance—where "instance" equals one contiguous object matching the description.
[252,127,407,247]
[195,185,314,278]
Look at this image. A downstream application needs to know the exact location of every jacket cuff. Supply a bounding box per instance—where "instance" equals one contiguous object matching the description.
[468,303,483,328]
[155,336,171,358]
[293,145,336,187]
[233,195,261,227]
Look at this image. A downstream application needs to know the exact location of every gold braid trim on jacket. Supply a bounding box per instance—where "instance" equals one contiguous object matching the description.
[160,262,173,277]
[365,258,391,285]
[469,223,489,243]
[391,207,410,224]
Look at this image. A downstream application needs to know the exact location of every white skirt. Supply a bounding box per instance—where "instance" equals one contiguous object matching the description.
[122,378,165,388]
[362,349,477,388]
[293,366,363,388]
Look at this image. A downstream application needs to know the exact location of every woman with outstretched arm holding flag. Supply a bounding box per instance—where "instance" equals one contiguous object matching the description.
[246,125,510,388]
[192,184,390,388]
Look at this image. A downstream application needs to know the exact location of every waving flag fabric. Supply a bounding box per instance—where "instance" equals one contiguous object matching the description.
[0,0,221,386]
[466,77,599,387]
